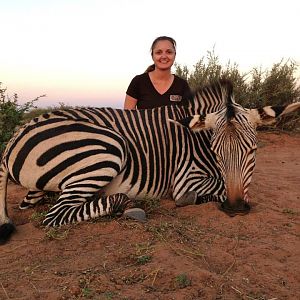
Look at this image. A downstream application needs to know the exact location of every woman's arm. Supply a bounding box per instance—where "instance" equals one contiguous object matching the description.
[124,94,138,109]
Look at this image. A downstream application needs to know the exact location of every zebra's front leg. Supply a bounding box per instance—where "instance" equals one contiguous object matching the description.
[43,192,131,227]
[19,190,46,209]
[173,176,227,207]
[196,194,227,204]
[175,192,227,207]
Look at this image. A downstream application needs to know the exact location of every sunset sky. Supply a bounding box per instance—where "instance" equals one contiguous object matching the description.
[1,0,299,108]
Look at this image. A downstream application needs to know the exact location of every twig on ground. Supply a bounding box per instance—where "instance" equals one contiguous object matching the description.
[222,258,236,276]
[245,295,258,300]
[29,281,39,292]
[28,281,55,294]
[222,237,239,276]
[151,268,160,286]
[0,281,10,299]
[231,285,243,295]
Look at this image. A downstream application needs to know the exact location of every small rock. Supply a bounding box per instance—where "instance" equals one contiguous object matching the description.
[123,208,147,222]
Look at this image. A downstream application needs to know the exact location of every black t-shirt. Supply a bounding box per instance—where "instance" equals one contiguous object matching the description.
[126,73,191,109]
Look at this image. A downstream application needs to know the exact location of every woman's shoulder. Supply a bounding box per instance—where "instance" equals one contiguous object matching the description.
[173,75,190,88]
[133,72,149,81]
[173,74,188,83]
[127,73,150,95]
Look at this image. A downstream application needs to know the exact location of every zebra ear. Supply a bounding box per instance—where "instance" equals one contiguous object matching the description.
[168,114,217,131]
[248,102,300,127]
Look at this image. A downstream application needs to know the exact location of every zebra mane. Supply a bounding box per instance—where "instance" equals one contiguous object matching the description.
[189,79,235,116]
[222,80,236,121]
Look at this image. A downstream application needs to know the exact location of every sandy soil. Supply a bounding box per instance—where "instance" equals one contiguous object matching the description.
[0,132,299,300]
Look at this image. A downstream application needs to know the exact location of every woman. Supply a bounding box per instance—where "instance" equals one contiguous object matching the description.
[124,36,191,109]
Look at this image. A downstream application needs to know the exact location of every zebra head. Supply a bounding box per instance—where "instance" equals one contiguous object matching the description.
[173,80,300,216]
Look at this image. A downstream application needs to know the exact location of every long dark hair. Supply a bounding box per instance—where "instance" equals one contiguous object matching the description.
[145,36,177,73]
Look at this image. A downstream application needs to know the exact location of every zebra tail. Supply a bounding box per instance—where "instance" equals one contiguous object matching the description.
[0,162,16,245]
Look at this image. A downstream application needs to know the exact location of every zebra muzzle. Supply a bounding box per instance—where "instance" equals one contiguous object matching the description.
[219,198,251,217]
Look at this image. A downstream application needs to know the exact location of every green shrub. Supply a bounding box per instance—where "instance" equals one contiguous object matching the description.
[0,82,43,156]
[175,49,249,105]
[175,49,300,108]
[175,50,300,130]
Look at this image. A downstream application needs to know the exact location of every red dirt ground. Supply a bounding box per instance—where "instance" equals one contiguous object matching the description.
[0,132,299,300]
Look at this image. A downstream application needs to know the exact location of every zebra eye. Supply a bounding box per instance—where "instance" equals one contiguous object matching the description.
[249,148,257,154]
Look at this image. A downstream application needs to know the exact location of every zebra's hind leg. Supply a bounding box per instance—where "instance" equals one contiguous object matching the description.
[19,190,46,209]
[43,193,131,227]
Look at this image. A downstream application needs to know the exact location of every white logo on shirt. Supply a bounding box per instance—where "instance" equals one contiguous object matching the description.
[170,95,182,102]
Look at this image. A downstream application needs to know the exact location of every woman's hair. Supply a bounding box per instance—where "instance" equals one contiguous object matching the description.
[145,36,177,73]
[145,64,156,73]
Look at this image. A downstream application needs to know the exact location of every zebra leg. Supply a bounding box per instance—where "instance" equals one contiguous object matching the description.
[173,174,227,207]
[19,190,46,209]
[0,165,15,244]
[195,194,227,204]
[175,193,227,206]
[43,192,131,226]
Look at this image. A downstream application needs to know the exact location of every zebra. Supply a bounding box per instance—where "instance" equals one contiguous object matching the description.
[0,79,299,244]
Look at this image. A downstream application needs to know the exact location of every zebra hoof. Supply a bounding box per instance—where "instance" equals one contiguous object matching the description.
[175,191,197,207]
[123,208,147,222]
[19,201,34,210]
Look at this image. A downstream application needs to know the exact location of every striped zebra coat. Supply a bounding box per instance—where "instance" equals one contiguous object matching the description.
[1,80,299,244]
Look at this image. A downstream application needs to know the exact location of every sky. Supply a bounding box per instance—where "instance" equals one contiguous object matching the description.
[1,0,299,108]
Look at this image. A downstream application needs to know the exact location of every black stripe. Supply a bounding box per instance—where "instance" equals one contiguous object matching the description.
[64,175,113,187]
[89,107,115,128]
[6,118,68,164]
[101,196,108,212]
[139,110,154,189]
[63,109,84,119]
[58,161,120,190]
[36,152,120,190]
[37,139,122,166]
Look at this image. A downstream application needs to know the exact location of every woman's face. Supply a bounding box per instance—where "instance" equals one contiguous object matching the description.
[152,40,176,71]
